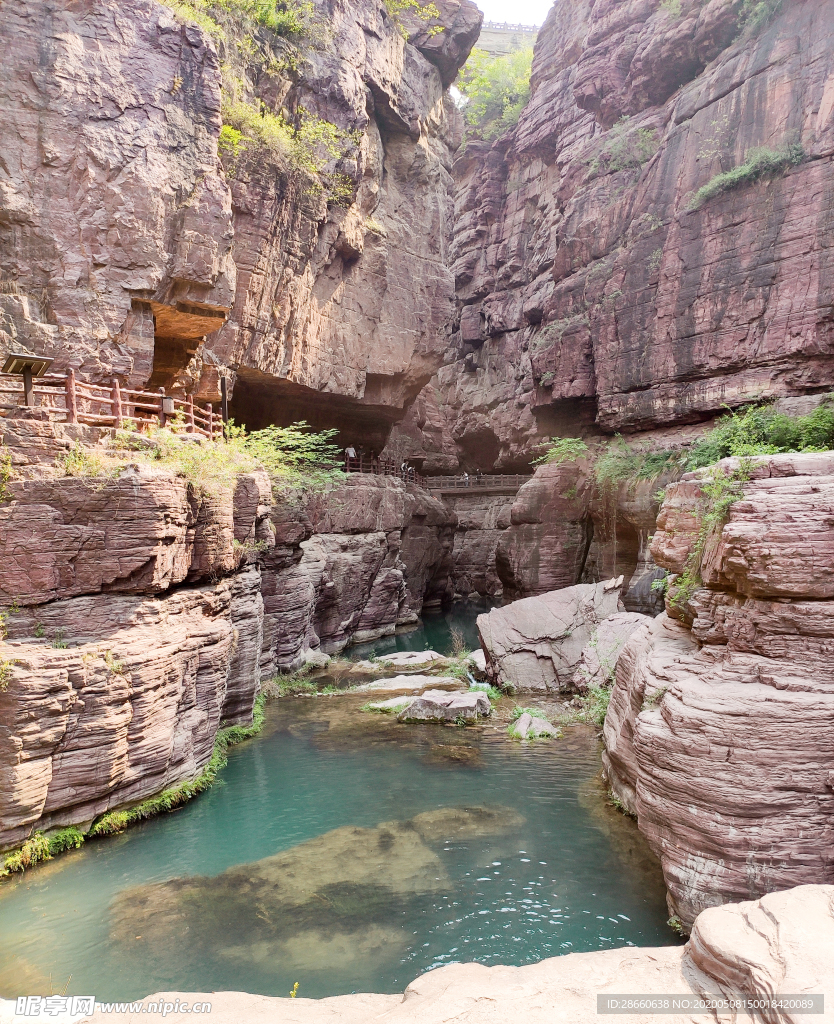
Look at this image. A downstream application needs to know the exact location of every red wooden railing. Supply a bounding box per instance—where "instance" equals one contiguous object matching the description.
[0,371,221,439]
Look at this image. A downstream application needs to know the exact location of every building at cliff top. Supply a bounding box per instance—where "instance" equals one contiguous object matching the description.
[476,20,540,56]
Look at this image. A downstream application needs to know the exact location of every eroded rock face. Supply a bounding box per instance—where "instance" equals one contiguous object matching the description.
[0,0,480,452]
[0,574,262,849]
[477,578,625,693]
[260,475,455,668]
[0,0,235,383]
[604,454,834,928]
[398,0,834,470]
[208,0,481,434]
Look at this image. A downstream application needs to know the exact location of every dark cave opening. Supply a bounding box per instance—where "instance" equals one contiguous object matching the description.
[229,368,403,456]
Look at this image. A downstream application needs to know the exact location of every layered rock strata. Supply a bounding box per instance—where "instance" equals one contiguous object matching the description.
[0,447,270,849]
[603,453,834,928]
[0,425,456,849]
[0,0,481,449]
[393,0,834,471]
[260,474,455,670]
[74,884,834,1024]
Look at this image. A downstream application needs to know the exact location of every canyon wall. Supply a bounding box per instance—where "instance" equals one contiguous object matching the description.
[0,419,454,850]
[0,0,481,448]
[389,0,834,472]
[603,452,834,928]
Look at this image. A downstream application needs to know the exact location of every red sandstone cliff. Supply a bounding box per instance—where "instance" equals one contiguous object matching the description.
[392,0,834,472]
[0,0,481,448]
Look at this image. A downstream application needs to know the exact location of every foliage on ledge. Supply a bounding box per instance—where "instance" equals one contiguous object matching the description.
[688,141,804,210]
[55,420,344,500]
[535,396,834,489]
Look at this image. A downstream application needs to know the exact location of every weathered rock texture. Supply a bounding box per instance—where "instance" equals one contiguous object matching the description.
[74,884,834,1024]
[477,577,626,693]
[393,0,834,471]
[260,474,455,670]
[603,453,834,928]
[0,0,235,383]
[0,0,481,449]
[0,424,456,850]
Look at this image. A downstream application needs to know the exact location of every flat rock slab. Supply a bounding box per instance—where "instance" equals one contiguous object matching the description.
[377,650,444,666]
[354,674,460,693]
[508,713,560,740]
[398,689,490,723]
[365,696,416,712]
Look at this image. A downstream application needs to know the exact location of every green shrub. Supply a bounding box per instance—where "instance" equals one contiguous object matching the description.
[0,445,12,502]
[59,440,110,478]
[575,686,611,728]
[689,142,803,210]
[510,706,550,722]
[1,833,51,876]
[594,436,685,491]
[164,0,316,38]
[220,103,357,202]
[739,0,782,29]
[685,399,834,469]
[47,827,86,855]
[458,47,534,141]
[383,0,443,37]
[660,0,682,15]
[532,437,589,467]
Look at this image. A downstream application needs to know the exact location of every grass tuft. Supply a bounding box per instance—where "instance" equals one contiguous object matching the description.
[689,142,803,210]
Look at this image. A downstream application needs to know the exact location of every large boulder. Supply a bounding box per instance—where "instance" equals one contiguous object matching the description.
[477,578,624,693]
[572,611,652,691]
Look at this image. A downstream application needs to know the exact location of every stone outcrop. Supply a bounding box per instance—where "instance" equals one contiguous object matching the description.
[0,0,481,453]
[394,0,834,470]
[0,572,263,850]
[397,688,490,722]
[603,454,834,929]
[477,577,626,693]
[496,462,593,598]
[0,0,235,384]
[71,884,834,1024]
[0,421,457,850]
[260,474,455,670]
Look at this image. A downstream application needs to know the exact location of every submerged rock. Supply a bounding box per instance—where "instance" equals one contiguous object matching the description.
[105,884,834,1023]
[109,804,522,974]
[478,578,625,693]
[424,744,484,768]
[398,690,490,723]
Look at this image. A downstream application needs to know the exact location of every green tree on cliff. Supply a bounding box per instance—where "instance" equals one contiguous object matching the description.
[457,47,534,141]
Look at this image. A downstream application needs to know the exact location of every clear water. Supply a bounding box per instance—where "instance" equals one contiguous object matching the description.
[0,694,676,1002]
[347,599,494,661]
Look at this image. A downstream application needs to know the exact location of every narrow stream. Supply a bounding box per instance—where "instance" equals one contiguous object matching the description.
[0,606,677,1002]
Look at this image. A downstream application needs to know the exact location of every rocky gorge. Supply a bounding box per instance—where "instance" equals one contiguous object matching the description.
[1,0,834,1017]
